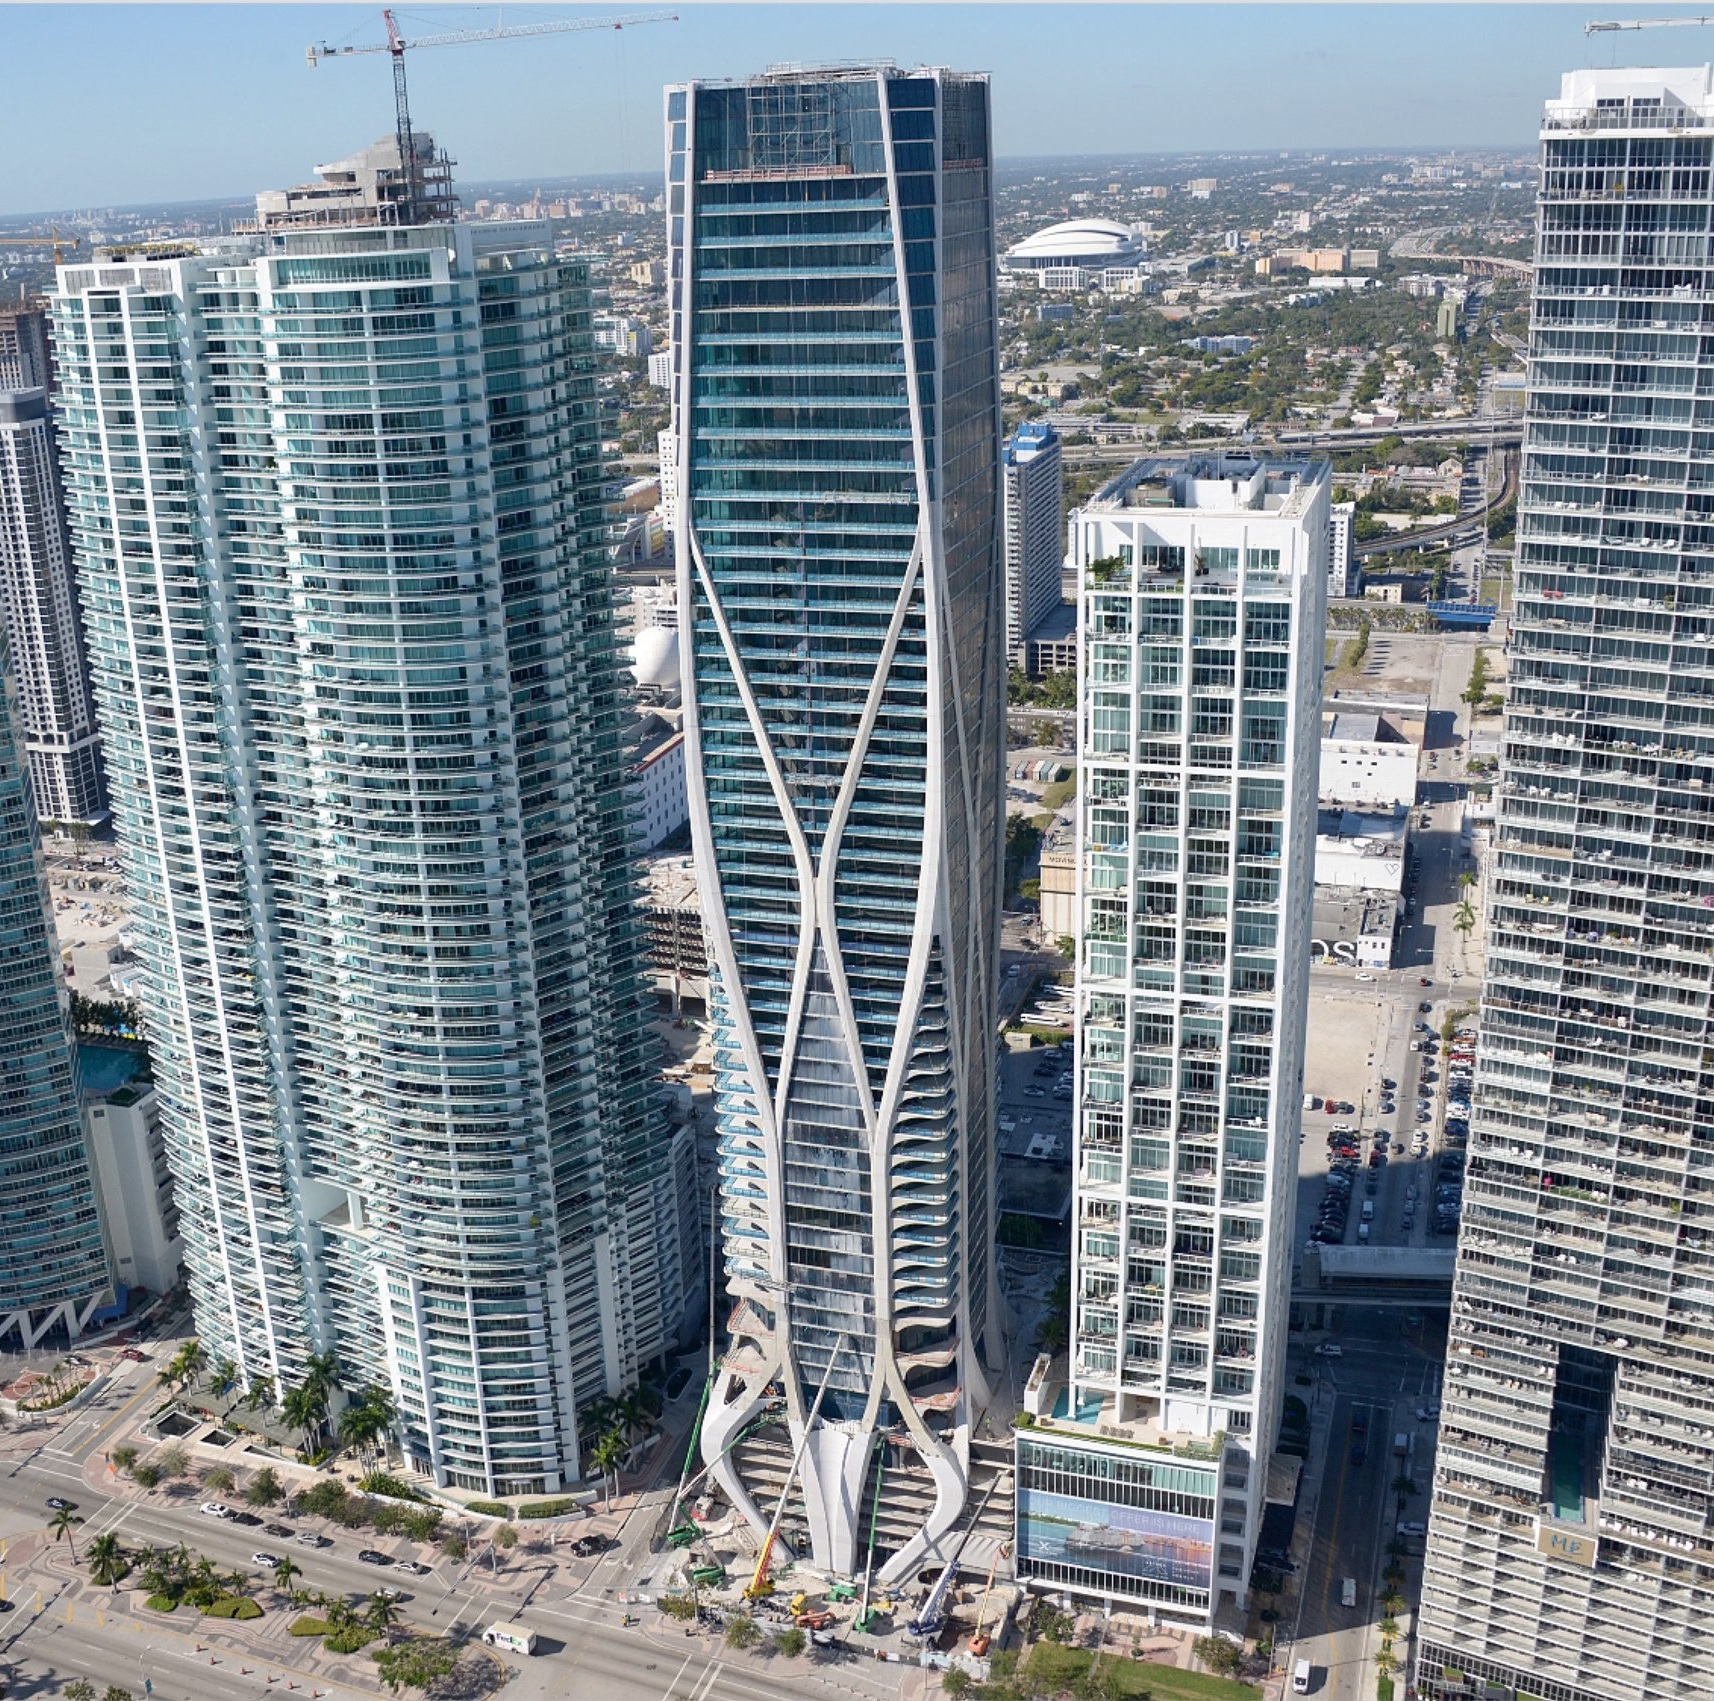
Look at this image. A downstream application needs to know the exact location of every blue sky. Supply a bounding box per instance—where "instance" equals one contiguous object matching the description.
[0,4,1697,212]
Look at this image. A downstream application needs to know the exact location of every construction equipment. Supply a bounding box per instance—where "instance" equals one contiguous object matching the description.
[904,1468,1012,1644]
[968,1543,1009,1657]
[826,1582,857,1604]
[0,229,80,264]
[689,1563,725,1588]
[744,1332,851,1601]
[795,1609,834,1631]
[1586,17,1714,32]
[853,1433,888,1634]
[666,1525,699,1549]
[307,9,678,225]
[787,1592,809,1616]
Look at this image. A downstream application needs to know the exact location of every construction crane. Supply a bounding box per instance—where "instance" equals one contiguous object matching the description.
[307,9,678,224]
[0,229,81,264]
[1586,17,1714,33]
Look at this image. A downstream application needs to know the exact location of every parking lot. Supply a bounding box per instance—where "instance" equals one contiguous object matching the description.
[1295,973,1471,1259]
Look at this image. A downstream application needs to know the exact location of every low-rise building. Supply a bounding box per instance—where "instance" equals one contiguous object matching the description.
[1314,807,1408,895]
[1319,711,1418,809]
[1311,888,1398,970]
[83,1060,181,1299]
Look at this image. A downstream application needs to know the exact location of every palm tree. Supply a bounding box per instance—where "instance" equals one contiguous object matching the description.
[282,1382,324,1454]
[50,1506,82,1560]
[366,1592,402,1644]
[138,1556,173,1599]
[272,1555,302,1596]
[614,1388,652,1442]
[176,1339,206,1387]
[213,1357,240,1399]
[590,1429,626,1514]
[1454,899,1476,937]
[242,1374,275,1415]
[87,1532,126,1590]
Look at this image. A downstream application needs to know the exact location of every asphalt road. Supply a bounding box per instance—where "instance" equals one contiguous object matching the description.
[1287,1315,1444,1700]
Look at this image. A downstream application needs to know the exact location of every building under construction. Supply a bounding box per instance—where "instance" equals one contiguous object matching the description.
[250,133,456,230]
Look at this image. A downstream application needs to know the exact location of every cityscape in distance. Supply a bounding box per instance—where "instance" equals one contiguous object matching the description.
[1,8,1713,1701]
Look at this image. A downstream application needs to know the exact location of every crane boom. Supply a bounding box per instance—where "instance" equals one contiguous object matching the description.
[308,10,678,64]
[1586,16,1714,33]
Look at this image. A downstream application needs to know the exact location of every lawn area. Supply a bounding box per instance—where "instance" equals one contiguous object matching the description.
[1026,1642,1258,1700]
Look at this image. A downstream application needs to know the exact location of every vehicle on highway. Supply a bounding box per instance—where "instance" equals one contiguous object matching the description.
[358,1549,393,1566]
[482,1623,538,1655]
[1355,971,1376,982]
[201,1502,232,1519]
[1419,977,1433,988]
[1294,1658,1313,1694]
[1417,1403,1441,1421]
[1398,1521,1427,1537]
[1341,1576,1358,1608]
[251,1551,281,1568]
[1315,1343,1343,1357]
[373,1585,403,1601]
[397,1560,434,1575]
[295,1531,330,1548]
[45,1496,73,1512]
[264,1523,294,1539]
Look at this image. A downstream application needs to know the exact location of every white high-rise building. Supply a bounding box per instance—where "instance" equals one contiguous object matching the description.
[50,188,691,1496]
[1016,456,1328,1626]
[1327,499,1356,600]
[1418,65,1714,1701]
[1004,420,1066,663]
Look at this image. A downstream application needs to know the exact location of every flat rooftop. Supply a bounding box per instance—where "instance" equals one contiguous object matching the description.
[1088,454,1327,519]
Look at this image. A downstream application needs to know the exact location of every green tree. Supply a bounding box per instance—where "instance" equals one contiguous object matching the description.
[246,1466,283,1507]
[1193,1635,1243,1677]
[87,1532,127,1588]
[590,1429,626,1514]
[155,1442,188,1479]
[776,1625,806,1658]
[367,1592,403,1643]
[242,1374,276,1414]
[372,1640,460,1695]
[493,1524,518,1552]
[212,1357,240,1398]
[1454,901,1476,937]
[65,1683,97,1701]
[110,1444,138,1475]
[281,1381,325,1454]
[102,1687,134,1701]
[724,1613,762,1651]
[941,1671,972,1699]
[202,1465,236,1495]
[50,1506,82,1559]
[272,1554,302,1596]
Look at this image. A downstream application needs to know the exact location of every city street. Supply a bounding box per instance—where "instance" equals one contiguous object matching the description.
[1285,1314,1444,1699]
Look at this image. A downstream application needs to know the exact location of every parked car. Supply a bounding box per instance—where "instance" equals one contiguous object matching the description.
[357,1550,393,1567]
[201,1503,232,1520]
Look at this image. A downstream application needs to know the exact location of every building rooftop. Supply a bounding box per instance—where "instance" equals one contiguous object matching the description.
[1546,66,1714,132]
[1088,454,1327,519]
[1317,807,1407,847]
[1312,887,1398,942]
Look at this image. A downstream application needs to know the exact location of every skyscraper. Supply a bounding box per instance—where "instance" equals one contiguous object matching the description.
[1419,65,1714,1701]
[0,308,106,826]
[1004,419,1065,662]
[0,663,111,1345]
[49,160,689,1496]
[668,64,1007,1580]
[1016,457,1327,1625]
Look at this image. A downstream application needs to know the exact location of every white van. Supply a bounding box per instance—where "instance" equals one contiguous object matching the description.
[482,1623,538,1656]
[1341,1577,1357,1608]
[1293,1657,1313,1693]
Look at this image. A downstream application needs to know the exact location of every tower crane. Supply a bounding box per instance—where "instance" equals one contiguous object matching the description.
[307,9,678,224]
[1586,17,1714,33]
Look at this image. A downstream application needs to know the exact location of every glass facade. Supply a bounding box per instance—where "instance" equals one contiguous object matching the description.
[0,661,110,1339]
[50,223,685,1498]
[670,66,1006,1581]
[1419,67,1714,1701]
[1019,458,1327,1623]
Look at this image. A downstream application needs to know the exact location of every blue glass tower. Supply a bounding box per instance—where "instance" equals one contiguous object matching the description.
[668,65,1006,1580]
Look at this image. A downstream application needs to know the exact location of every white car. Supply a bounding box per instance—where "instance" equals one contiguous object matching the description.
[251,1551,282,1569]
[1354,971,1377,982]
[1315,1343,1343,1357]
[200,1502,232,1519]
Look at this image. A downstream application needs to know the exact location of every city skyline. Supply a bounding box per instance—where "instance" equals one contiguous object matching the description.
[0,4,1674,215]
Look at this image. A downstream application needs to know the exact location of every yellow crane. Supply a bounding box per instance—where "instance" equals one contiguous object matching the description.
[0,229,81,264]
[307,9,678,225]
